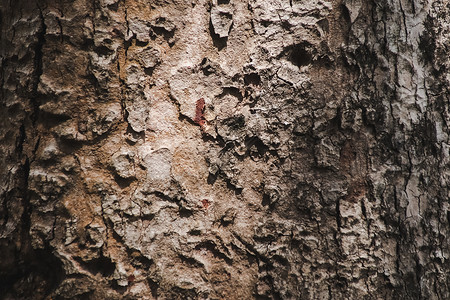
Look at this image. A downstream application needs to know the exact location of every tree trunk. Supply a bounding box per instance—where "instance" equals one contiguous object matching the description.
[1,0,449,299]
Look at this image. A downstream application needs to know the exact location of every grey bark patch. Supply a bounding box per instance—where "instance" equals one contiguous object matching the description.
[142,148,172,187]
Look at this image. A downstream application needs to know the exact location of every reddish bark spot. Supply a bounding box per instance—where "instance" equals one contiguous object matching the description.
[128,274,135,282]
[194,98,206,131]
[201,199,211,209]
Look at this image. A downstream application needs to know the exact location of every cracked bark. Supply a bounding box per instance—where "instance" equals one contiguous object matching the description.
[1,0,449,299]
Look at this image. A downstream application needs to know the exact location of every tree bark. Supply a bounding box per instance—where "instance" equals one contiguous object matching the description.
[1,0,449,299]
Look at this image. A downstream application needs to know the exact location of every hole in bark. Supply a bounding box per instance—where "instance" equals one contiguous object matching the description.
[143,67,154,76]
[150,24,175,46]
[218,86,243,101]
[272,255,289,266]
[107,2,119,11]
[220,218,233,227]
[281,20,292,30]
[113,174,135,188]
[189,229,201,235]
[244,73,261,86]
[302,243,312,253]
[94,45,114,56]
[217,0,230,4]
[207,172,218,185]
[222,115,245,130]
[59,138,83,153]
[262,193,270,206]
[286,43,312,67]
[335,276,348,288]
[151,27,168,37]
[75,256,116,276]
[128,250,153,268]
[135,40,148,47]
[261,20,271,27]
[179,207,194,218]
[245,136,268,157]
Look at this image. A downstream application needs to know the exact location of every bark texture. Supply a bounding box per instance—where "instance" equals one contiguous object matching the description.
[1,0,449,299]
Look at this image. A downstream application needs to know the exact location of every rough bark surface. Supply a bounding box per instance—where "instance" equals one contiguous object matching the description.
[1,0,449,299]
